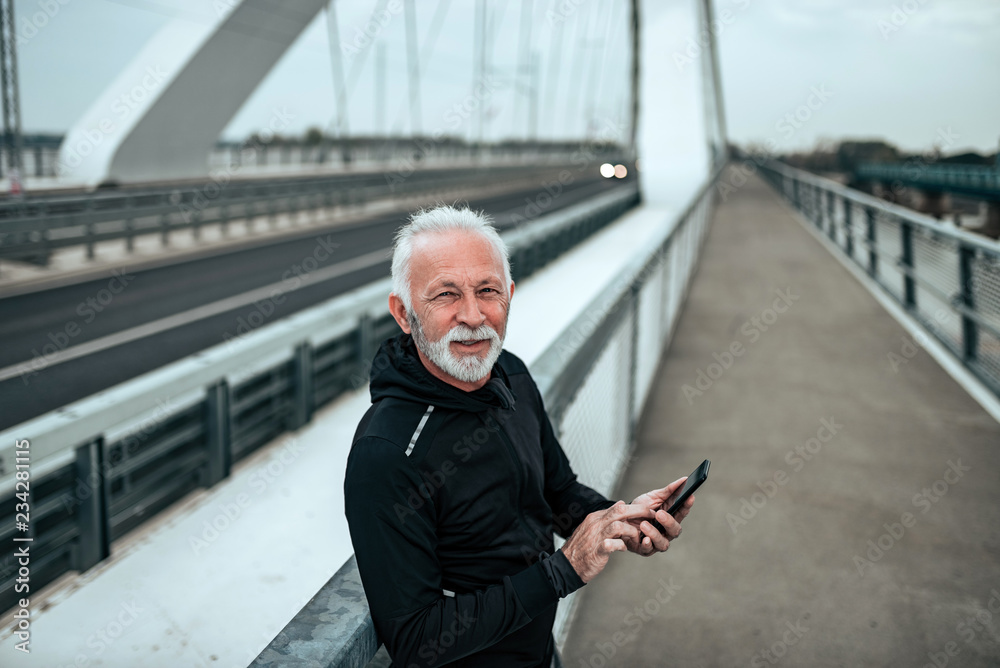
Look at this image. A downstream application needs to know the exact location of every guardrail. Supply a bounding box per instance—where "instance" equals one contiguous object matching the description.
[254,169,721,667]
[0,162,624,264]
[0,183,639,615]
[855,163,1000,199]
[4,137,623,180]
[761,160,1000,398]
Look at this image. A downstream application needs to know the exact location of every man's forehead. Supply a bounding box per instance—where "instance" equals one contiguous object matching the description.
[410,230,505,282]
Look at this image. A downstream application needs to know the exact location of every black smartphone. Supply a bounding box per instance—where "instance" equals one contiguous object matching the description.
[644,459,710,536]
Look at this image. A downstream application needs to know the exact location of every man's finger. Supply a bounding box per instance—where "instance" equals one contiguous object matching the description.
[608,502,657,521]
[640,520,672,551]
[662,476,689,503]
[645,477,688,504]
[602,537,627,553]
[655,509,683,540]
[609,519,642,543]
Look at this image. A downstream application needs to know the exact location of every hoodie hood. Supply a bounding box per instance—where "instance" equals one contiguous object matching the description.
[369,333,516,412]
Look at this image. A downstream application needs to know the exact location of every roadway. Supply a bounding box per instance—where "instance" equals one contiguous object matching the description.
[0,173,630,429]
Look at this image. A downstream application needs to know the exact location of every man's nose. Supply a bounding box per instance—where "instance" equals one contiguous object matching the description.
[456,293,486,327]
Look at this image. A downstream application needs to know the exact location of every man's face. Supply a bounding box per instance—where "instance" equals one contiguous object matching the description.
[401,229,512,389]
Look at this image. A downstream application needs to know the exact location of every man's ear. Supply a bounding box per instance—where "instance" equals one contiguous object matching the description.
[508,281,515,301]
[389,293,411,333]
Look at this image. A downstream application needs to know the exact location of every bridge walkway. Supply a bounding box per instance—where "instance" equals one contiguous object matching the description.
[563,170,1000,667]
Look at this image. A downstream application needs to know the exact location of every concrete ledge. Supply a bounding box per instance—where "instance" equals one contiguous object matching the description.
[252,556,378,668]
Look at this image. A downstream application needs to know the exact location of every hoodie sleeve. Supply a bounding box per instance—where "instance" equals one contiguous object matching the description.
[345,436,570,667]
[531,384,617,539]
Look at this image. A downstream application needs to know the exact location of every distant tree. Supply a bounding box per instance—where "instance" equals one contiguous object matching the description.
[836,140,899,172]
[304,127,324,146]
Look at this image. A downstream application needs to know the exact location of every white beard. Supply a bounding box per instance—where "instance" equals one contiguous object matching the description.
[410,314,504,384]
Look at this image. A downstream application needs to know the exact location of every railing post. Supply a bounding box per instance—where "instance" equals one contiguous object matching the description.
[124,195,135,253]
[843,197,854,257]
[204,381,232,486]
[627,281,640,447]
[826,190,836,241]
[292,342,314,430]
[72,437,110,572]
[792,178,800,210]
[900,220,916,309]
[865,206,878,278]
[84,199,97,260]
[958,244,978,362]
[160,210,170,247]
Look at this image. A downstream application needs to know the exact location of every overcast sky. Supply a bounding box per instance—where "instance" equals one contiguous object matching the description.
[13,0,1000,155]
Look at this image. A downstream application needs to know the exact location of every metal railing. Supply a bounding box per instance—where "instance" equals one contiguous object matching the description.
[0,183,639,615]
[5,137,623,180]
[254,169,721,667]
[0,162,622,263]
[855,162,1000,198]
[761,160,1000,397]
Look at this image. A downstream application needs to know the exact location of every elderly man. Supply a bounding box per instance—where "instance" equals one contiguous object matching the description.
[344,205,694,667]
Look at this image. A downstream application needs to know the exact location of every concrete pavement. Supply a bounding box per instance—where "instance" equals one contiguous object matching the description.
[563,171,1000,667]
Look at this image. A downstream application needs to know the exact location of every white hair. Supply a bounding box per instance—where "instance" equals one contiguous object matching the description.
[391,204,512,312]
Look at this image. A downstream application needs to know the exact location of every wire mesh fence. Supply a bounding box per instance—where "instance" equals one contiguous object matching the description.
[544,182,714,650]
[760,160,1000,399]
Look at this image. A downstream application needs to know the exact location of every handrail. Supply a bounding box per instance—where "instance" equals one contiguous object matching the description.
[855,162,1000,195]
[0,161,627,262]
[759,159,1000,398]
[766,160,1000,254]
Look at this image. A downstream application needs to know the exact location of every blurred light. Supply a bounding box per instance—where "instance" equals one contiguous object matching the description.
[600,163,615,178]
[614,164,628,179]
[634,159,641,172]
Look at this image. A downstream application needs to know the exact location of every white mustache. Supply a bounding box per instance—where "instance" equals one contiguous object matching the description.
[444,325,500,345]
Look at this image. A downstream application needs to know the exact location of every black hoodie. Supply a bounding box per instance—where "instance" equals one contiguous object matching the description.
[345,333,615,667]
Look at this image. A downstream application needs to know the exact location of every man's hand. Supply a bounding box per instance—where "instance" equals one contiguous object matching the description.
[560,501,652,583]
[625,477,696,557]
